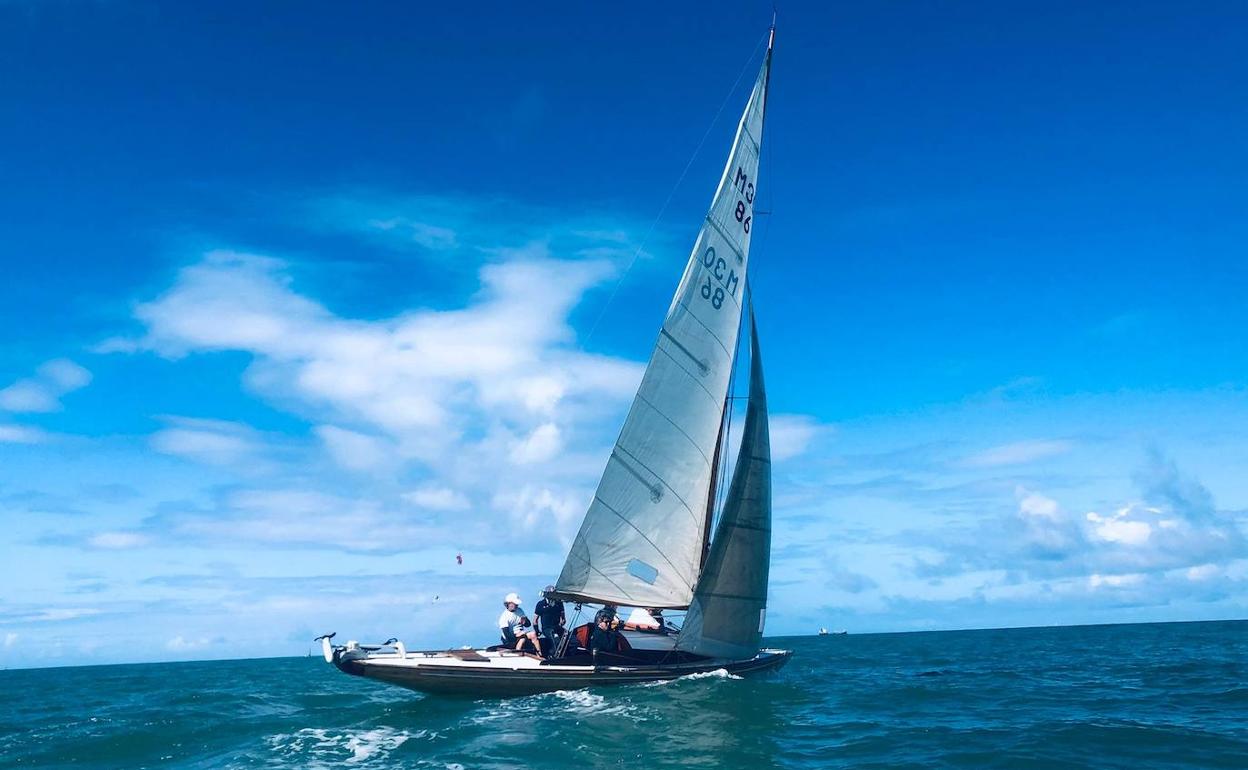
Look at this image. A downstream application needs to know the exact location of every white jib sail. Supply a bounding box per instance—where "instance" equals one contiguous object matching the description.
[555,45,772,608]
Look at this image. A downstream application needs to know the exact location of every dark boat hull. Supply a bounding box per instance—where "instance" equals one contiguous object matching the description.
[334,648,792,697]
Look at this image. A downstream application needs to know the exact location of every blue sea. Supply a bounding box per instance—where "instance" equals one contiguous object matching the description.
[2,620,1245,768]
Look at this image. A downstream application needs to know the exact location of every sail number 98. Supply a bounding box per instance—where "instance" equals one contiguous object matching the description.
[700,246,739,310]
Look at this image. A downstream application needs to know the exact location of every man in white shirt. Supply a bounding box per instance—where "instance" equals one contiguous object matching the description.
[497,592,539,652]
[623,607,661,630]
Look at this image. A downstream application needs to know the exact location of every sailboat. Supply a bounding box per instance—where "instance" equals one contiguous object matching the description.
[322,23,791,696]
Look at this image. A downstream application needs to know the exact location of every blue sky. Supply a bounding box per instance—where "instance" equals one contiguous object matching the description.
[2,1,1247,667]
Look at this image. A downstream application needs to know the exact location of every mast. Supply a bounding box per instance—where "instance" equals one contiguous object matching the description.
[699,404,727,570]
[700,18,774,569]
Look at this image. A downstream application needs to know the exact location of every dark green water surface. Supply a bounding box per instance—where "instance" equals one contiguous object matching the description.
[2,620,1245,768]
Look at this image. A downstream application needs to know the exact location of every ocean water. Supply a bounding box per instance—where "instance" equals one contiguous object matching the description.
[2,620,1245,769]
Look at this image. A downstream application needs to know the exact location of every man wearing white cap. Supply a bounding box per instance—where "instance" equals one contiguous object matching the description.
[497,592,538,652]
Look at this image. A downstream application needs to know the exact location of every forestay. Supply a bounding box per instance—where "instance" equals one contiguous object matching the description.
[555,41,773,608]
[676,306,772,659]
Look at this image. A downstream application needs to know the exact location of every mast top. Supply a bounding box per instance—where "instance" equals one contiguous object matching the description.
[768,10,776,52]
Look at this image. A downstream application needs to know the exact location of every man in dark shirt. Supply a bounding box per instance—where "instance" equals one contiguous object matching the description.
[534,585,565,655]
[590,604,620,657]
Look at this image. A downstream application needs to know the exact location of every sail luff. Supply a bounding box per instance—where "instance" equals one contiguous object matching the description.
[675,301,772,658]
[554,45,772,609]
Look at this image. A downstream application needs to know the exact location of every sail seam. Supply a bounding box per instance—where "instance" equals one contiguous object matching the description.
[703,216,747,262]
[583,560,632,600]
[741,126,761,156]
[612,446,699,528]
[658,328,712,375]
[609,449,666,502]
[653,343,723,405]
[670,301,735,358]
[634,393,713,469]
[591,494,695,593]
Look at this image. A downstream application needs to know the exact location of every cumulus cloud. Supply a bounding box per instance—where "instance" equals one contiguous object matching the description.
[1086,506,1153,546]
[128,251,634,447]
[913,454,1247,598]
[89,229,665,553]
[0,358,91,413]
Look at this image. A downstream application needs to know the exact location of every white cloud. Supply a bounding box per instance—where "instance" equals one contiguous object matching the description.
[493,484,584,534]
[87,531,151,550]
[1017,488,1060,519]
[3,632,17,648]
[961,439,1073,468]
[316,425,391,472]
[151,417,262,466]
[1186,563,1219,581]
[104,239,653,552]
[0,424,46,444]
[129,251,625,445]
[1013,486,1086,559]
[0,358,91,413]
[1086,506,1153,546]
[40,359,92,390]
[30,608,102,622]
[367,217,458,250]
[166,635,219,651]
[1088,573,1144,589]
[402,485,470,511]
[510,423,561,465]
[769,414,824,461]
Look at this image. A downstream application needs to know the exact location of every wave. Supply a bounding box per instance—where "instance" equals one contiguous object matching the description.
[265,726,425,766]
[640,667,744,687]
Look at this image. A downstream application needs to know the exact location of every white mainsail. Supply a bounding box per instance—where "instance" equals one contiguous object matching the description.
[555,35,773,608]
[676,305,772,658]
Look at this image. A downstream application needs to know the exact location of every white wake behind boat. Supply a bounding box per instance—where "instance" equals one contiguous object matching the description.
[324,22,790,696]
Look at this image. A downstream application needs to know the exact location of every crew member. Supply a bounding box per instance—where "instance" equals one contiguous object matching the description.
[590,605,621,655]
[623,607,661,630]
[497,592,539,653]
[534,585,565,651]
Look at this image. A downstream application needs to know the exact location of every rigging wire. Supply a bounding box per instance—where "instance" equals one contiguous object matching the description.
[581,28,772,346]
